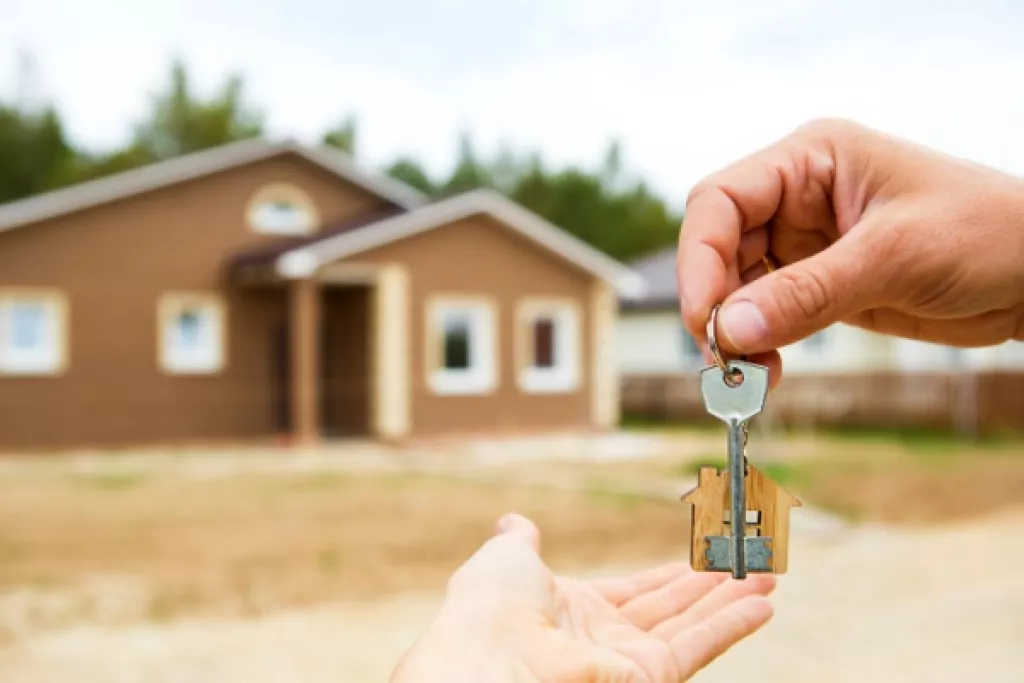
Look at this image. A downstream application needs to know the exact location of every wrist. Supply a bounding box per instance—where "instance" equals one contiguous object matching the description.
[389,600,535,683]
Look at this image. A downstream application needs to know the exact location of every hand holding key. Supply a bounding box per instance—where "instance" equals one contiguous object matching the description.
[677,118,1024,387]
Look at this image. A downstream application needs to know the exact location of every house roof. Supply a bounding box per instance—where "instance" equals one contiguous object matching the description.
[0,137,428,234]
[245,188,647,298]
[622,245,679,309]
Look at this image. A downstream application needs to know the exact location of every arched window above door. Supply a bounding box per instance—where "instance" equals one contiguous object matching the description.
[246,183,320,235]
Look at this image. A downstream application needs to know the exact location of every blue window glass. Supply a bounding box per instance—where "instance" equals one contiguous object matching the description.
[176,310,203,350]
[9,303,45,350]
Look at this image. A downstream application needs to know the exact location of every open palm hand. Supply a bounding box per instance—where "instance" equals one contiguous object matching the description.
[391,514,775,682]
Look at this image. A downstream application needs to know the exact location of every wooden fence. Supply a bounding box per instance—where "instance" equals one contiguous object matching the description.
[621,371,1024,435]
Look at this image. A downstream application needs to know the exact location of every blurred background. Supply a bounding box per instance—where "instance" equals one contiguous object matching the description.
[0,1,1022,681]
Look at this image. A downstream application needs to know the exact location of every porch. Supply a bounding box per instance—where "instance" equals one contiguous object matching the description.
[238,260,410,445]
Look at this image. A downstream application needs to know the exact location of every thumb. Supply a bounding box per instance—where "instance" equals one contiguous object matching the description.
[445,513,554,617]
[717,233,874,354]
[495,512,541,553]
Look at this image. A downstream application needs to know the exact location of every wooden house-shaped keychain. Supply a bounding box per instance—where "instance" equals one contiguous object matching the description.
[680,463,803,574]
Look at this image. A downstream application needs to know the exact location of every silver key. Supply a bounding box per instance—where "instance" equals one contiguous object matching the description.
[699,360,770,579]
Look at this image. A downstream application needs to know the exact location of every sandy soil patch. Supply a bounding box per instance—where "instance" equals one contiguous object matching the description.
[0,428,1020,681]
[1,507,1022,683]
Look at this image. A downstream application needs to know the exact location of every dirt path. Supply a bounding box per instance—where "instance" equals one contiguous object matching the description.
[1,507,1022,683]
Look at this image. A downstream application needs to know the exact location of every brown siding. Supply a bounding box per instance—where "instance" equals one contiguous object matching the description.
[0,153,392,451]
[341,215,596,436]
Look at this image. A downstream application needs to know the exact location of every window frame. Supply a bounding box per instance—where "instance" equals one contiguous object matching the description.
[157,292,228,375]
[245,182,320,236]
[424,295,499,396]
[0,289,69,377]
[515,298,582,394]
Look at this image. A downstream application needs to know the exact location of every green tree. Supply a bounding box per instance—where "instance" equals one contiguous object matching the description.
[130,59,264,162]
[0,53,681,264]
[384,157,436,195]
[0,52,80,202]
[440,132,493,196]
[63,60,265,185]
[322,114,358,156]
[380,130,681,262]
[0,103,77,203]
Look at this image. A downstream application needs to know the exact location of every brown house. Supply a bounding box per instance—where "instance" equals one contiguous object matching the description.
[0,138,644,452]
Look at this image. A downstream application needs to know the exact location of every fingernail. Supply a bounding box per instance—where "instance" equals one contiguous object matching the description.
[496,514,512,533]
[719,301,768,350]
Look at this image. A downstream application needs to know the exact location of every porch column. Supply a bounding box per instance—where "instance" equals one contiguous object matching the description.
[290,277,321,444]
[373,264,411,440]
[590,281,620,429]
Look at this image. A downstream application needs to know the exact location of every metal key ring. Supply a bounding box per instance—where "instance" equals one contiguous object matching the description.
[706,304,745,387]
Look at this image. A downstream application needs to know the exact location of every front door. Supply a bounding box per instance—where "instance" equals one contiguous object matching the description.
[268,319,340,437]
[319,320,337,435]
[269,321,292,434]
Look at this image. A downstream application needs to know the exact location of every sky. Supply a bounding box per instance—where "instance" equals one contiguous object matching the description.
[3,0,1024,209]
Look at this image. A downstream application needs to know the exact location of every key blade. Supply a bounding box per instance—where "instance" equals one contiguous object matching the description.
[700,361,770,423]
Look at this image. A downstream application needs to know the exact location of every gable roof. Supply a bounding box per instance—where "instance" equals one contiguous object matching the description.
[0,137,428,234]
[623,245,680,309]
[266,188,647,298]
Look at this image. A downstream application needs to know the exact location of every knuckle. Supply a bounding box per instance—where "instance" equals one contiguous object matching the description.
[775,265,835,322]
[791,117,869,159]
[685,177,717,208]
[793,116,860,141]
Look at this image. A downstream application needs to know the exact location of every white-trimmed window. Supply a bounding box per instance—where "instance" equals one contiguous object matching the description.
[246,183,319,235]
[0,291,67,376]
[158,293,226,374]
[427,297,497,395]
[516,299,581,394]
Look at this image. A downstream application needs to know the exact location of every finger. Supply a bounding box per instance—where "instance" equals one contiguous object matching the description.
[846,306,1023,347]
[587,561,692,606]
[737,226,769,274]
[741,260,770,284]
[446,513,555,618]
[560,582,678,683]
[677,156,784,341]
[747,350,783,390]
[670,595,774,679]
[677,130,837,344]
[495,512,541,553]
[652,574,776,641]
[619,571,728,632]
[715,224,885,354]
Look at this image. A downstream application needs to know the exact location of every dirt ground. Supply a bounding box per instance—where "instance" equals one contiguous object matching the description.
[1,507,1022,683]
[0,428,1021,681]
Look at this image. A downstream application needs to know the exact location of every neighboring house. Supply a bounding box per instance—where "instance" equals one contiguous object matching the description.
[617,246,706,374]
[0,138,644,451]
[890,338,1024,372]
[618,246,1024,375]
